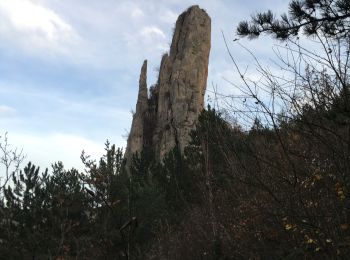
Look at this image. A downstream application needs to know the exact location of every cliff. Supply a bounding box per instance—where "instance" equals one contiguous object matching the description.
[125,5,211,162]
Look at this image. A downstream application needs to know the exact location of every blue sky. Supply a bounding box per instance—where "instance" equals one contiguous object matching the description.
[0,0,289,171]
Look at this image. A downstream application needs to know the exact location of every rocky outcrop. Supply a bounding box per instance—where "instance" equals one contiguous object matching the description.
[126,5,211,162]
[125,60,148,159]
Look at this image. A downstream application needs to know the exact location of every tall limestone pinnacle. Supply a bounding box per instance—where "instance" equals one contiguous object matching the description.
[125,60,148,158]
[126,5,211,163]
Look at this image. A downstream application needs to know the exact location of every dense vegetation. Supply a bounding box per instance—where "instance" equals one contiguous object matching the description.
[1,0,350,259]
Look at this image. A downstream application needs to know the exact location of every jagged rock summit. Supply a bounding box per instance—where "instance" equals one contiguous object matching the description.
[125,5,211,163]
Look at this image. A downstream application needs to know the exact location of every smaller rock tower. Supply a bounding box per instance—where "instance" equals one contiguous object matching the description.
[125,5,211,162]
[125,60,148,157]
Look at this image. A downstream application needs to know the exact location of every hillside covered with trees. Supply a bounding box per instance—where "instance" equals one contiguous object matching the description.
[1,0,350,259]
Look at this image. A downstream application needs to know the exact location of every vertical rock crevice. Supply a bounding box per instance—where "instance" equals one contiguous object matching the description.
[126,5,211,163]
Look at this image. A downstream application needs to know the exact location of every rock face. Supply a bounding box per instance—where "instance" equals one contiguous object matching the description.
[125,5,211,162]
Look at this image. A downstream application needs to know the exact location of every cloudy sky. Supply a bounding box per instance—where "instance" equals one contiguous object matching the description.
[0,0,289,171]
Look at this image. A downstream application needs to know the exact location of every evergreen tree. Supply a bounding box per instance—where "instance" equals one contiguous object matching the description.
[237,0,350,39]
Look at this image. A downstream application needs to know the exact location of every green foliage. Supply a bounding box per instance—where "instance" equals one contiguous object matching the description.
[0,162,90,258]
[237,0,350,39]
[0,142,132,258]
[1,97,350,258]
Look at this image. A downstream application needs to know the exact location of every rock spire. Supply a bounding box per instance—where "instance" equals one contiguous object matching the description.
[126,5,211,162]
[125,60,148,157]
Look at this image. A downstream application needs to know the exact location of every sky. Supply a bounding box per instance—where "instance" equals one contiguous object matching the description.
[0,0,290,172]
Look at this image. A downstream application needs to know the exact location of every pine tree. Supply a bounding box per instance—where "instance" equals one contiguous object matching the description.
[237,0,350,39]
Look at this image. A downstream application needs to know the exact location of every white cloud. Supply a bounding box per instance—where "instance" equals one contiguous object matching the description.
[0,0,70,39]
[0,0,79,55]
[140,26,166,39]
[159,9,178,24]
[0,105,15,115]
[123,25,169,56]
[131,7,144,18]
[8,132,108,171]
